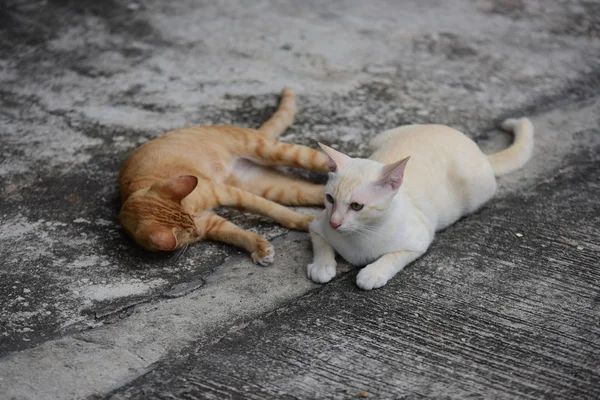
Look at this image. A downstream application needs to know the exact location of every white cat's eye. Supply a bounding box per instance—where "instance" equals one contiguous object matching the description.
[350,202,364,211]
[325,194,334,203]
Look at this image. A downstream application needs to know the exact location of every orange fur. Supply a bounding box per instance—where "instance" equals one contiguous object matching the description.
[119,87,329,265]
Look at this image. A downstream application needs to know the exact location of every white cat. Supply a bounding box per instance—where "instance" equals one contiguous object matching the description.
[308,118,534,290]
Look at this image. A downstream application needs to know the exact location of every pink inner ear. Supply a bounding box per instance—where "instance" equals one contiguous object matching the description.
[379,156,410,191]
[318,142,350,172]
[156,175,199,202]
[149,228,177,251]
[327,158,338,172]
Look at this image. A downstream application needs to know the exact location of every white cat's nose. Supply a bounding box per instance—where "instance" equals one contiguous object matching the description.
[329,220,341,229]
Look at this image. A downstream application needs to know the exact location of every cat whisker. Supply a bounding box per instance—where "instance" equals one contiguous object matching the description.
[171,244,189,263]
[352,225,391,242]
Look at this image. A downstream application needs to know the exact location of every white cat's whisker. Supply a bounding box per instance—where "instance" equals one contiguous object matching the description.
[349,225,389,241]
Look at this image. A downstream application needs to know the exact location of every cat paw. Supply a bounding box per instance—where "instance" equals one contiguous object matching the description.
[307,262,336,283]
[356,266,390,290]
[285,214,315,231]
[252,245,275,267]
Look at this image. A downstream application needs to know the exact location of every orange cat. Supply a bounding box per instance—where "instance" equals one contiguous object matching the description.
[119,88,328,265]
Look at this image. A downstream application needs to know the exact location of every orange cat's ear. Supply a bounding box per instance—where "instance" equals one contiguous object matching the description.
[153,175,198,202]
[318,143,350,172]
[137,224,177,251]
[149,228,177,251]
[378,156,410,191]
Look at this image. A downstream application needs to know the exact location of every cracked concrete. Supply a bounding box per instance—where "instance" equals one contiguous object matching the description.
[0,0,599,398]
[0,232,328,399]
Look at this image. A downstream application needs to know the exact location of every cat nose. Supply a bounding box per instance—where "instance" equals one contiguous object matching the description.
[329,220,341,229]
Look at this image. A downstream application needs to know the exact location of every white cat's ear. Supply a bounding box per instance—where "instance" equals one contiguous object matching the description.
[378,156,410,191]
[318,143,350,172]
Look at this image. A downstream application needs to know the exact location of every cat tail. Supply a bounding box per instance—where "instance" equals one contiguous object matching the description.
[487,117,534,176]
[258,87,297,139]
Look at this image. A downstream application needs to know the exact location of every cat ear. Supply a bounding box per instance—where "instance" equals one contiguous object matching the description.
[149,227,177,251]
[377,156,410,191]
[153,175,198,202]
[318,143,351,172]
[137,224,177,251]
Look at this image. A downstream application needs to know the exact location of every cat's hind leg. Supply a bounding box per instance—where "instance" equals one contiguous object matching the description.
[356,250,423,290]
[192,182,314,230]
[228,163,324,206]
[197,213,275,266]
[244,137,329,172]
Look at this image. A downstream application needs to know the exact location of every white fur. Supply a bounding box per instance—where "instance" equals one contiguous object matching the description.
[309,119,534,290]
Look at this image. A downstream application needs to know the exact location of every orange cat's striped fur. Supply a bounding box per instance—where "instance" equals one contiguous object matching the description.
[119,88,329,265]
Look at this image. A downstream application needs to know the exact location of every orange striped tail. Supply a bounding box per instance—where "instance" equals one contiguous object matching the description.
[258,87,297,139]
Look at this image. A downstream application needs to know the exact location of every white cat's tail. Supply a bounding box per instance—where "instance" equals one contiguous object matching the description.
[487,117,534,176]
[258,87,297,139]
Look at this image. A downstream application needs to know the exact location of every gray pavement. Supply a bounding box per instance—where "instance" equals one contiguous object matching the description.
[107,160,600,399]
[0,0,599,399]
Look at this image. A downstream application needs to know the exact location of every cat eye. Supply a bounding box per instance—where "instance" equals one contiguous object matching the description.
[325,194,334,203]
[350,202,364,211]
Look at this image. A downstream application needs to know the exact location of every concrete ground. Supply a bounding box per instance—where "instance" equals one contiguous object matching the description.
[0,0,599,399]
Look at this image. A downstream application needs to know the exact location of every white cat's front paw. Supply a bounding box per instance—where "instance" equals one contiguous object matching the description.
[307,262,336,284]
[356,265,390,290]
